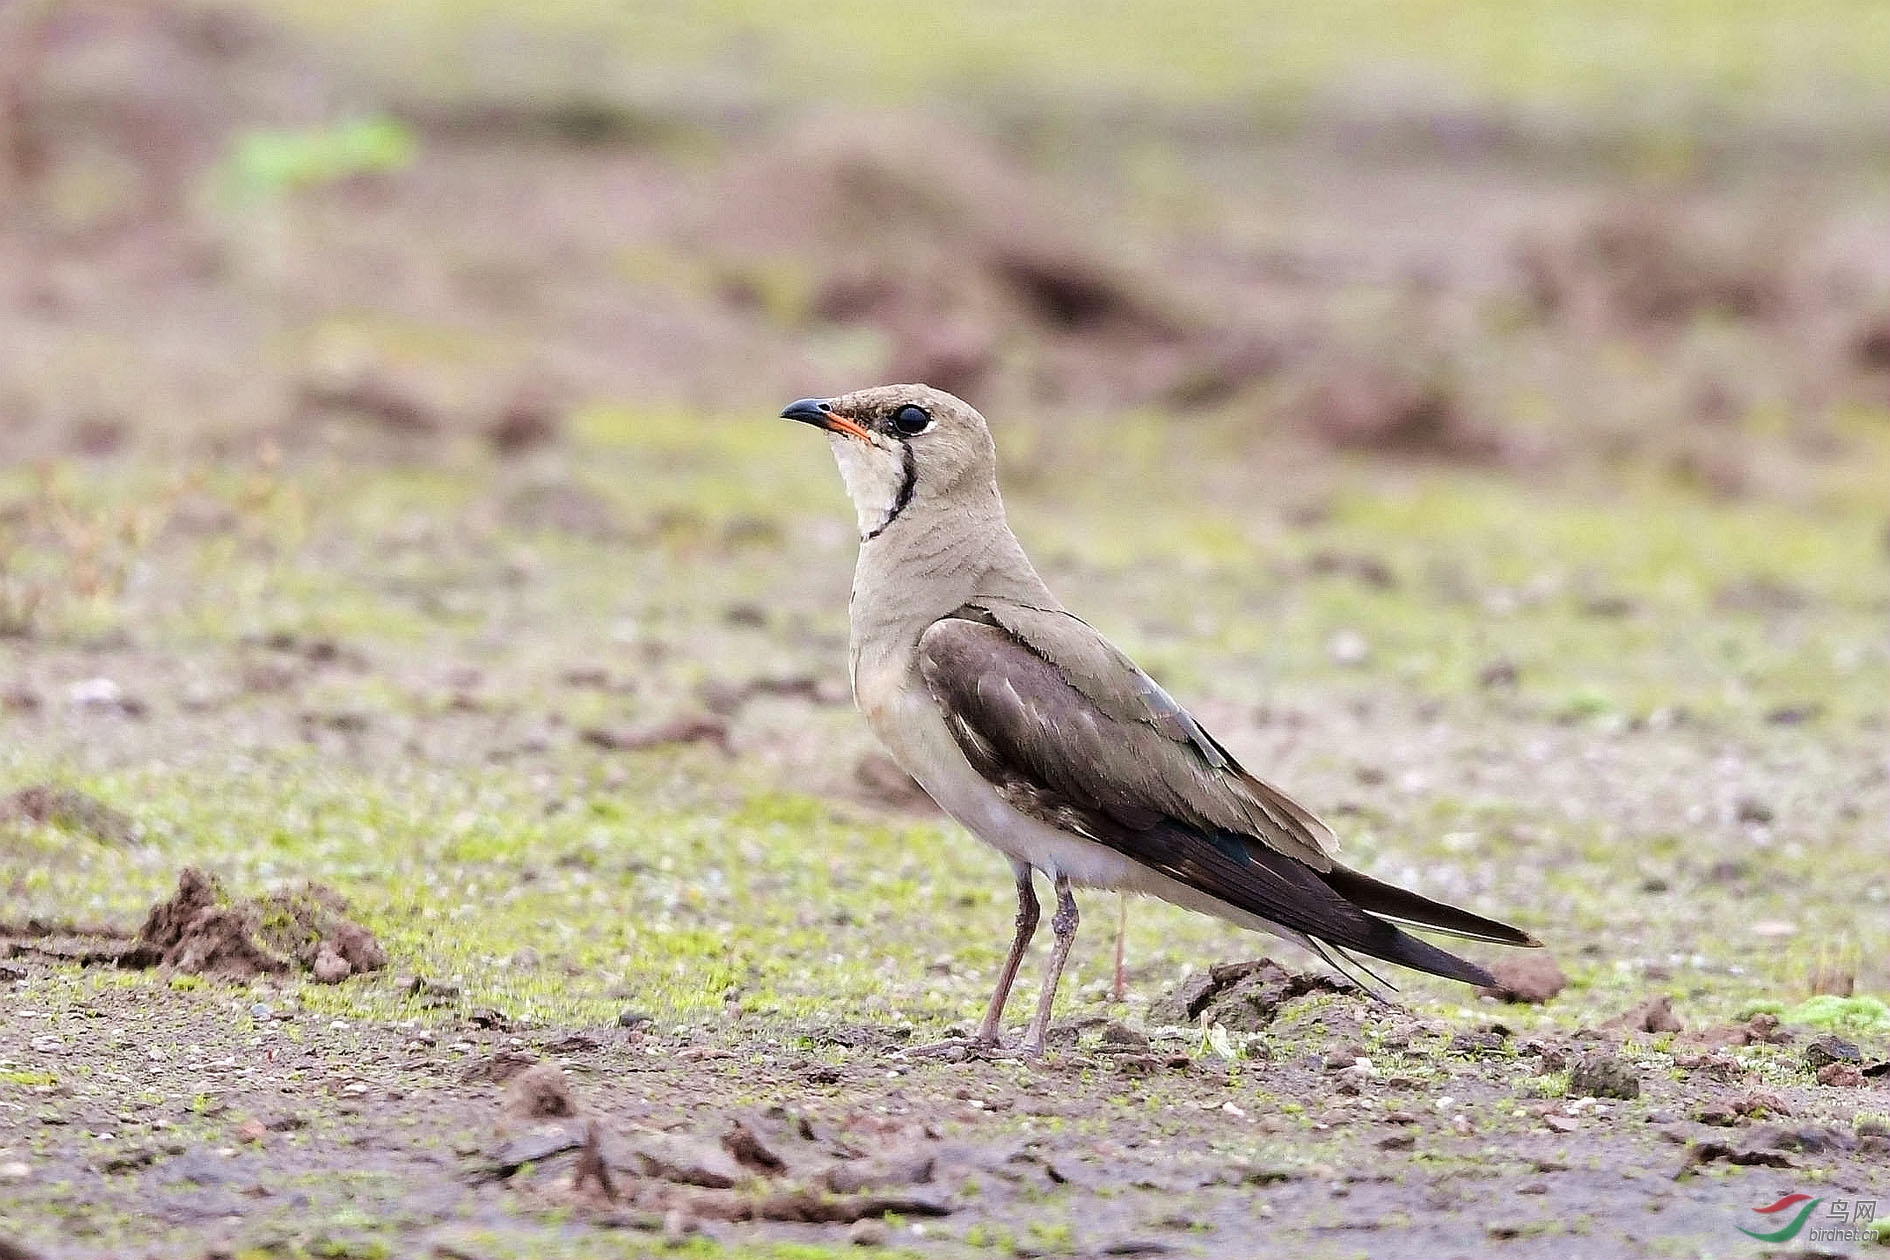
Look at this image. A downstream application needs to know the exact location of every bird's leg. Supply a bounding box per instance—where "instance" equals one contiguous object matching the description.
[1111,894,1128,1003]
[1019,875,1078,1058]
[905,864,1037,1060]
[972,863,1040,1046]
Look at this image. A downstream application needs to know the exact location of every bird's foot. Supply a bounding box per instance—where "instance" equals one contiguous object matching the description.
[901,1035,1031,1063]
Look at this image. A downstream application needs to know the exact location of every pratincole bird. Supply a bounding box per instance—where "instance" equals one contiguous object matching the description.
[781,385,1541,1057]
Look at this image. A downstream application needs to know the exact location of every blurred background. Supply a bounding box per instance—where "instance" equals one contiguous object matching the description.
[3,0,1888,479]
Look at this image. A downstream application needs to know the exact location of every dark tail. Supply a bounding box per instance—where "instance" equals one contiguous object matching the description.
[1113,821,1538,990]
[1328,914,1507,988]
[1321,864,1542,948]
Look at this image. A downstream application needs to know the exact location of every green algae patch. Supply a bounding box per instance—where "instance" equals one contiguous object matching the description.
[1739,995,1890,1035]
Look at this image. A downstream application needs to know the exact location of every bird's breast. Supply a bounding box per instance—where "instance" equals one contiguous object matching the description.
[857,671,1156,890]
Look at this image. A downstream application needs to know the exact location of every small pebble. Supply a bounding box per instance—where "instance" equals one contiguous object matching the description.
[1802,1033,1861,1070]
[1326,629,1370,667]
[1478,955,1568,1004]
[848,1218,889,1247]
[311,945,351,985]
[1569,1051,1640,1100]
[249,1003,272,1020]
[67,677,123,708]
[1816,1062,1863,1088]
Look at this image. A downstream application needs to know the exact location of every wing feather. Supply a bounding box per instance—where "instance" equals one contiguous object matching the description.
[964,602,1336,869]
[918,613,1535,987]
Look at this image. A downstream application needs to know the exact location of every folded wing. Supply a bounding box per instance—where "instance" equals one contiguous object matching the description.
[918,610,1538,986]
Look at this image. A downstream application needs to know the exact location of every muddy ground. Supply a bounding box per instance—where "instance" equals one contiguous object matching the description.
[3,3,1889,1258]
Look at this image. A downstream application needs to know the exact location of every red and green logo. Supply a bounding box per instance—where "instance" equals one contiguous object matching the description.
[1736,1194,1822,1242]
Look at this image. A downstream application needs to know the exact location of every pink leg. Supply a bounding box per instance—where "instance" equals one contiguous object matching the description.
[1020,875,1078,1057]
[973,864,1039,1046]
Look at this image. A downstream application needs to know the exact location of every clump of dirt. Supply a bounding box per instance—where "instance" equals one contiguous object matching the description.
[850,752,940,815]
[1696,1011,1794,1047]
[486,380,566,455]
[1853,312,1890,372]
[1606,993,1683,1034]
[296,365,445,436]
[1818,1062,1865,1087]
[1479,953,1568,1004]
[462,1050,541,1085]
[125,866,386,981]
[580,713,731,754]
[494,1106,951,1226]
[1568,1050,1642,1099]
[505,1064,578,1120]
[690,116,1214,408]
[1147,958,1353,1031]
[1800,1033,1862,1071]
[1514,199,1794,329]
[698,674,848,717]
[1,784,138,845]
[1296,356,1501,459]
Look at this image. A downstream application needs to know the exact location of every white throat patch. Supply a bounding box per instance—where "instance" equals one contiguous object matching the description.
[828,434,911,539]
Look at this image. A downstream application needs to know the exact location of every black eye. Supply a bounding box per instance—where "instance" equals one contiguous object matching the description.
[890,404,931,436]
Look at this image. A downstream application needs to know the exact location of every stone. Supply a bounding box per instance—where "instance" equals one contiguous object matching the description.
[504,1065,577,1120]
[1817,1062,1863,1088]
[1606,994,1682,1034]
[1147,972,1216,1025]
[1478,955,1567,1004]
[1098,1021,1149,1050]
[847,1219,889,1247]
[1569,1052,1640,1100]
[310,944,351,984]
[1801,1033,1861,1070]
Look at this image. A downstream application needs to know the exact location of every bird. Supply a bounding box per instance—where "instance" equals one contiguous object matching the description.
[780,384,1541,1057]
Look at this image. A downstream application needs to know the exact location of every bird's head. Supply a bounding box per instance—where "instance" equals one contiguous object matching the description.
[780,384,998,540]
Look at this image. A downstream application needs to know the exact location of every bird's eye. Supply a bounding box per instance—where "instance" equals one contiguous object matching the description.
[891,404,932,436]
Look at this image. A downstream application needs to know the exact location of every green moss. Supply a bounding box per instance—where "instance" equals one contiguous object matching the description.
[1741,995,1890,1034]
[258,0,1890,129]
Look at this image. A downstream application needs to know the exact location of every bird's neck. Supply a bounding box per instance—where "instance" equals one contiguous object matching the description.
[846,487,1055,687]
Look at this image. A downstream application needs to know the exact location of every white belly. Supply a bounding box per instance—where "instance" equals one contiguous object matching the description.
[868,679,1143,885]
[859,674,1308,948]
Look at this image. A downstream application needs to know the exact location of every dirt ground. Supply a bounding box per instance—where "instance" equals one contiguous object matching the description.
[3,951,1887,1260]
[3,4,1889,1258]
